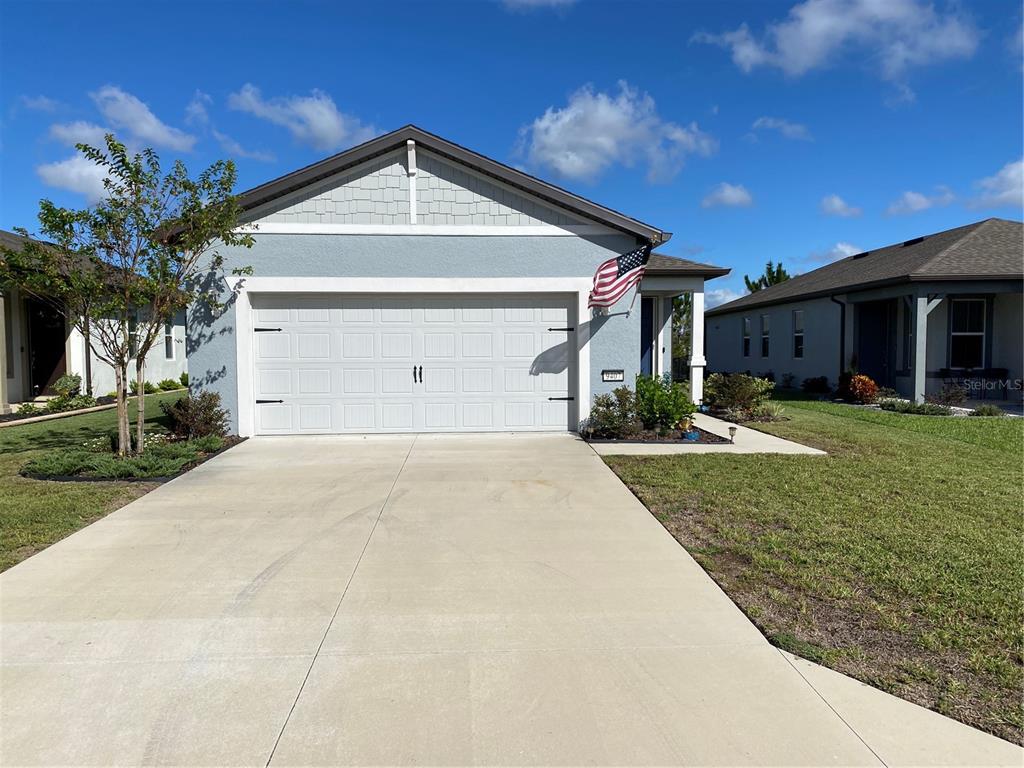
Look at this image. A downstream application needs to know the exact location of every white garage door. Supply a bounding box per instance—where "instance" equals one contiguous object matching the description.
[251,294,575,434]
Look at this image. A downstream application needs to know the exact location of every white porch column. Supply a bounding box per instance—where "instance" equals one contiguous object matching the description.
[689,286,705,403]
[912,294,942,404]
[0,291,8,414]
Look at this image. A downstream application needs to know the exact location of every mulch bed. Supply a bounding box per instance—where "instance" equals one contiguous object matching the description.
[586,426,729,445]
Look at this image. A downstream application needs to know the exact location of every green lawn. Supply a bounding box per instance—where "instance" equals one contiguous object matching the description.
[0,392,184,571]
[605,400,1024,744]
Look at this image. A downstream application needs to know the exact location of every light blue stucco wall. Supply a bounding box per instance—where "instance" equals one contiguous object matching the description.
[188,233,644,433]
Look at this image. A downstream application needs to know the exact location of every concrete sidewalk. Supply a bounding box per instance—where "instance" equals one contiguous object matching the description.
[1,434,1018,765]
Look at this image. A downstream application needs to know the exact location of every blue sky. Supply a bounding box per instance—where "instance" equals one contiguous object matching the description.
[2,0,1022,305]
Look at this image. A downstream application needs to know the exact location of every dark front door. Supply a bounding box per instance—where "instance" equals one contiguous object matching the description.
[640,297,655,376]
[856,300,896,387]
[27,299,66,396]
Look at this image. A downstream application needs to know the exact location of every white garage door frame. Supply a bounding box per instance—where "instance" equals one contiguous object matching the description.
[228,276,593,437]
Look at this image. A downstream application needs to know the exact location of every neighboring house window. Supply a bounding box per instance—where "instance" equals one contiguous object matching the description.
[760,315,770,357]
[164,322,174,360]
[128,314,139,358]
[792,310,804,359]
[742,317,751,357]
[949,298,985,369]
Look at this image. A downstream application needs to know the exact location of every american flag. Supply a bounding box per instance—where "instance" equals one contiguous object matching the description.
[588,244,652,308]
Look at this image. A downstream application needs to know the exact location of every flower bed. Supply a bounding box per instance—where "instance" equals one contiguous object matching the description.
[586,425,728,445]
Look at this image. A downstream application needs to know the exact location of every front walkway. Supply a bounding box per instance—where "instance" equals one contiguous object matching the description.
[1,435,1018,765]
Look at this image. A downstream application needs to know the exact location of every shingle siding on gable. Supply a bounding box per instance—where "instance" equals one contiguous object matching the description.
[258,150,410,225]
[415,151,580,227]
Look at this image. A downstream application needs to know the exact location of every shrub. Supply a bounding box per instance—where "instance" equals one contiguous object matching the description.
[129,380,160,395]
[781,373,797,389]
[158,378,181,391]
[878,399,951,416]
[802,376,831,395]
[843,374,879,404]
[15,402,42,416]
[750,401,787,421]
[876,386,899,400]
[179,372,189,387]
[704,373,774,417]
[22,435,225,480]
[587,386,640,439]
[635,374,695,431]
[927,383,967,407]
[160,391,229,439]
[45,394,96,413]
[52,373,82,398]
[971,404,1006,418]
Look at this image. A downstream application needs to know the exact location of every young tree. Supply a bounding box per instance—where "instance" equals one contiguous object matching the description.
[0,135,253,455]
[743,260,791,293]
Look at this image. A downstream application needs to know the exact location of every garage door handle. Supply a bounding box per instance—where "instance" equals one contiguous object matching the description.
[418,365,423,383]
[413,365,420,383]
[548,396,575,401]
[547,327,575,332]
[256,399,283,404]
[254,327,282,332]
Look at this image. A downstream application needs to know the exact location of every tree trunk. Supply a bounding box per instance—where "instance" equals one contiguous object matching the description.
[114,364,130,457]
[135,361,146,455]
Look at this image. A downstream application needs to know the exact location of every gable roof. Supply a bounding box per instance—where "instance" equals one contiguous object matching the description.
[646,252,730,278]
[236,125,670,244]
[707,218,1023,316]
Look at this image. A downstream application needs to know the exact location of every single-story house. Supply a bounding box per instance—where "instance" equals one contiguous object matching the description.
[188,125,729,436]
[0,230,187,412]
[705,218,1023,403]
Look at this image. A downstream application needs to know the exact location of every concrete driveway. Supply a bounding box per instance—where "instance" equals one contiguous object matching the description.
[2,435,1018,766]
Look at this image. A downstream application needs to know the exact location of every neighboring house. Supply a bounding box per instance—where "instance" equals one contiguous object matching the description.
[706,218,1024,403]
[188,125,729,436]
[0,230,187,412]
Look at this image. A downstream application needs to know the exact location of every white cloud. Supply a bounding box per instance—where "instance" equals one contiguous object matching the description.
[519,81,717,183]
[21,95,60,112]
[90,85,196,151]
[807,241,861,264]
[212,129,275,162]
[695,0,978,92]
[36,155,108,203]
[503,0,575,8]
[185,90,212,126]
[706,287,746,308]
[702,182,753,209]
[752,116,812,140]
[885,186,954,215]
[227,83,375,152]
[820,193,862,217]
[48,121,108,148]
[969,159,1023,210]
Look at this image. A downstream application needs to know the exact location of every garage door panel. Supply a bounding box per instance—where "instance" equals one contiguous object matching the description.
[251,294,574,434]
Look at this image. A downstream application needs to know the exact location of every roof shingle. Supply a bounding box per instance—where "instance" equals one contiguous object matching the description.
[707,218,1023,316]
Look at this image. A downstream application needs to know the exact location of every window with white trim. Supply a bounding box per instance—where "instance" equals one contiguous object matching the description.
[949,298,985,369]
[760,314,770,357]
[164,322,174,360]
[742,317,751,357]
[792,310,804,359]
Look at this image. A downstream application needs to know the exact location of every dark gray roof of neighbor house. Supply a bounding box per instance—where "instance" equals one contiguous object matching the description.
[646,252,730,278]
[707,218,1023,317]
[235,124,670,245]
[0,229,52,252]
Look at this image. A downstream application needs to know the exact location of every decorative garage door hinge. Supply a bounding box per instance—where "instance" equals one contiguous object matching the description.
[254,327,282,332]
[546,327,575,332]
[256,399,283,404]
[547,396,575,401]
